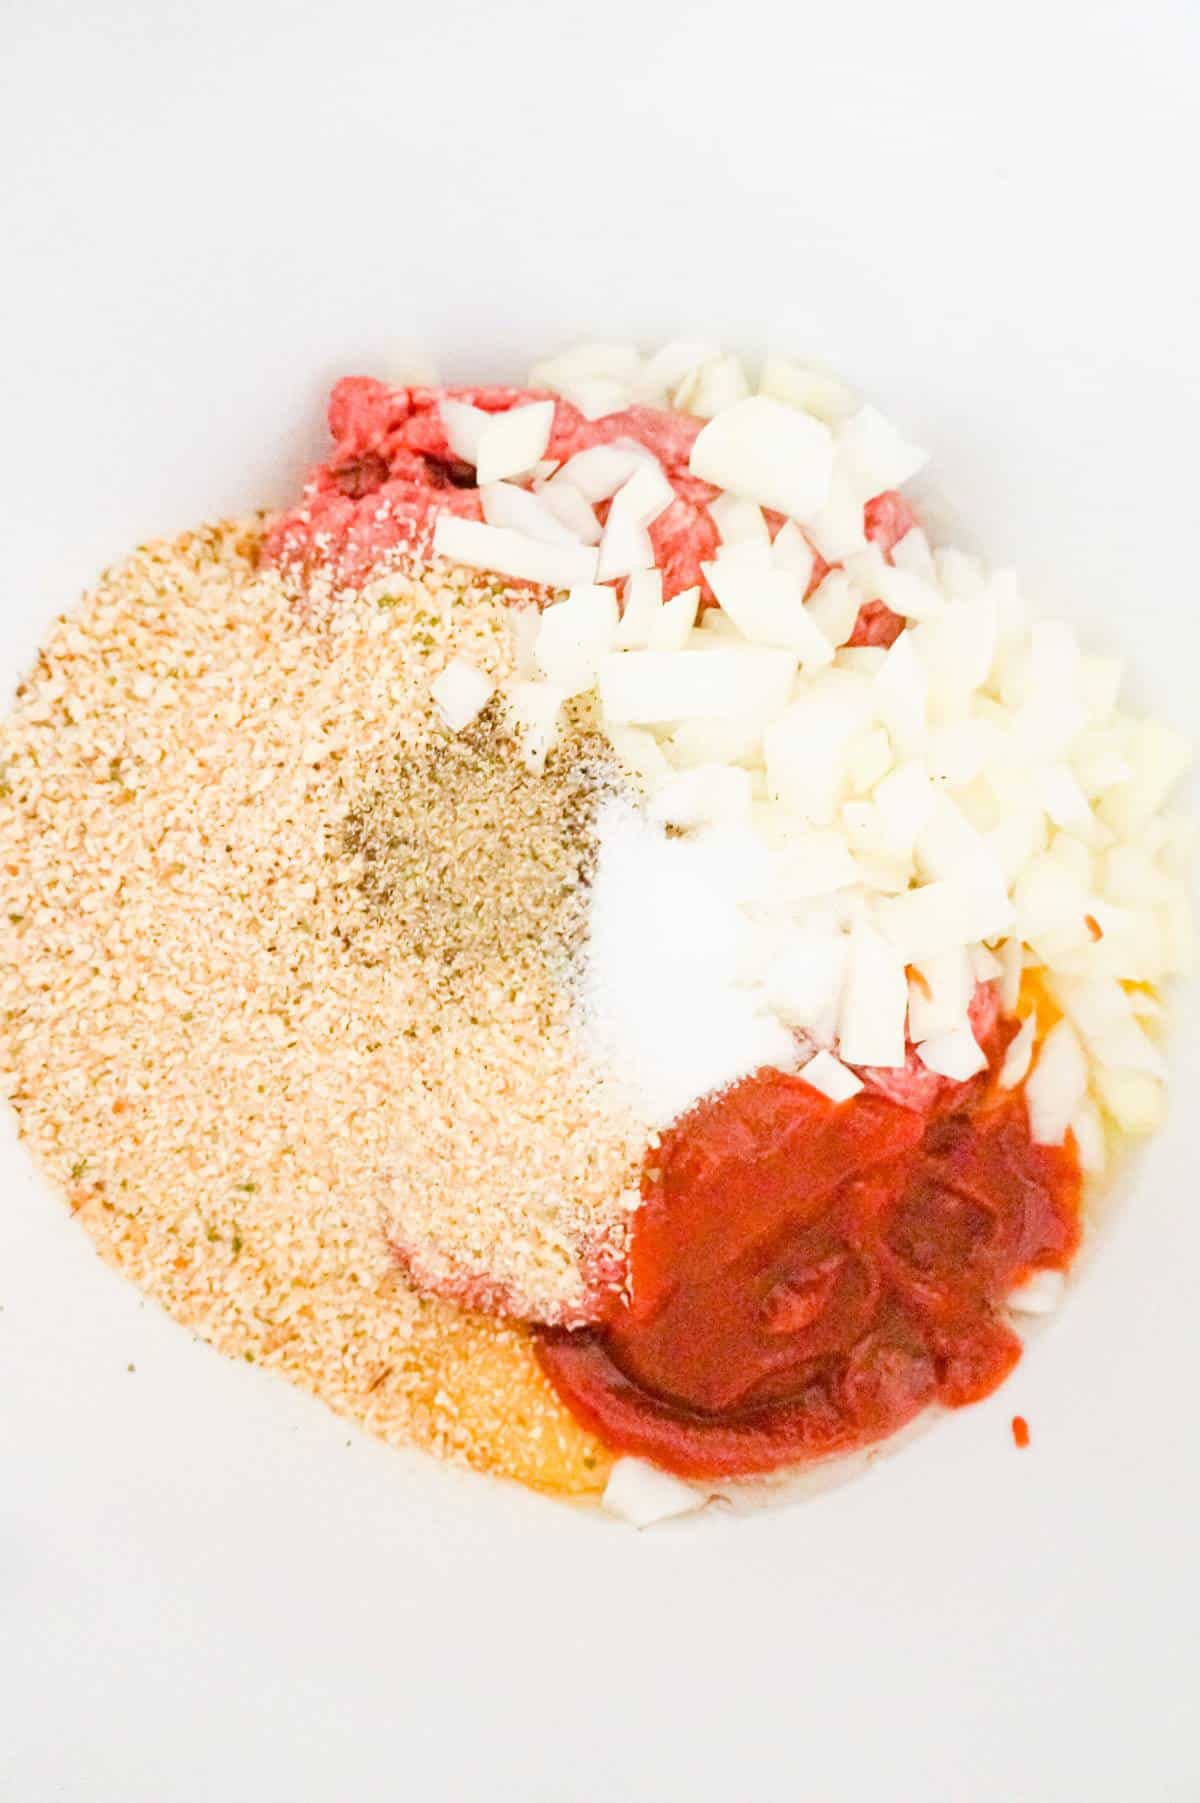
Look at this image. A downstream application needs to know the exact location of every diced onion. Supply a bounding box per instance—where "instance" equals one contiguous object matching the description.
[475,400,555,485]
[998,1014,1037,1089]
[599,648,797,727]
[1025,1020,1089,1145]
[799,1049,864,1103]
[601,1457,705,1529]
[689,397,834,523]
[430,658,494,732]
[1007,1269,1065,1316]
[433,514,599,591]
[915,1025,987,1081]
[839,921,909,1068]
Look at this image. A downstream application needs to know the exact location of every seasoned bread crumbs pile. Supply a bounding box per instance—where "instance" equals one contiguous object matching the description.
[0,522,644,1494]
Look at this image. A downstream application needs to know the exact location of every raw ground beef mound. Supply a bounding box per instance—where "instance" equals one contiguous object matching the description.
[264,378,915,644]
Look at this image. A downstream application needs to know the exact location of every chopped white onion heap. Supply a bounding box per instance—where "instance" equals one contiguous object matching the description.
[601,1456,706,1529]
[456,337,1194,1148]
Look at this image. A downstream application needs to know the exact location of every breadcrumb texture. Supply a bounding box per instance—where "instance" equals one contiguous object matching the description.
[0,522,636,1497]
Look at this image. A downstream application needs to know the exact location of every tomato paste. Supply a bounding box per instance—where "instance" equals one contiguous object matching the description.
[537,1045,1081,1480]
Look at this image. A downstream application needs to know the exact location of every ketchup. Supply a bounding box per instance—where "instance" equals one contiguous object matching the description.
[536,1054,1081,1480]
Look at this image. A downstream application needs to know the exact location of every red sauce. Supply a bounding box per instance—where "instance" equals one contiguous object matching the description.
[1012,1415,1031,1449]
[536,1058,1081,1479]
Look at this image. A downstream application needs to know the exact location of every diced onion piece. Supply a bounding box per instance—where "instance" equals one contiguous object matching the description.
[998,1014,1037,1089]
[844,728,894,796]
[531,341,641,386]
[430,658,494,732]
[1045,973,1167,1078]
[839,921,909,1068]
[1025,1019,1089,1145]
[558,445,646,503]
[987,810,1047,887]
[480,482,581,545]
[703,562,834,666]
[614,461,676,526]
[649,586,701,651]
[766,928,850,1040]
[876,880,974,961]
[891,526,936,580]
[874,631,928,752]
[805,571,862,649]
[709,493,770,545]
[1037,764,1095,838]
[873,564,945,623]
[439,397,489,466]
[764,685,873,826]
[596,465,671,580]
[667,716,763,770]
[971,944,1003,981]
[758,356,859,424]
[1077,654,1125,723]
[997,939,1023,1014]
[648,764,753,828]
[504,680,566,773]
[530,343,640,419]
[916,1025,987,1081]
[716,540,774,570]
[836,404,929,493]
[606,725,673,789]
[907,946,973,1041]
[601,1457,705,1529]
[596,508,654,582]
[1093,1067,1165,1135]
[873,761,935,855]
[536,475,603,545]
[769,829,861,901]
[534,585,619,696]
[912,595,997,702]
[924,721,994,787]
[599,647,798,727]
[1097,719,1192,838]
[636,339,722,403]
[433,514,599,591]
[1008,1269,1066,1316]
[675,352,750,419]
[689,397,834,523]
[475,400,555,485]
[506,602,540,678]
[771,520,816,590]
[614,571,663,651]
[1071,1098,1108,1174]
[383,341,438,385]
[799,1049,864,1103]
[916,795,1014,943]
[805,463,869,562]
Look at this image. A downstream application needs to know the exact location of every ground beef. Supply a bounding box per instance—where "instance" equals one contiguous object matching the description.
[264,378,915,645]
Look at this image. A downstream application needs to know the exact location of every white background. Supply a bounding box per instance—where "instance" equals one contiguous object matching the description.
[2,3,1198,1799]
